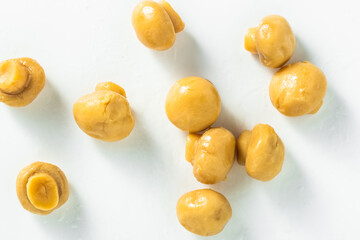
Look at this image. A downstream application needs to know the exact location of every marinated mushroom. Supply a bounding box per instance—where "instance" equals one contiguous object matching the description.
[16,162,69,215]
[185,127,235,184]
[0,58,45,107]
[236,130,252,165]
[237,124,285,181]
[269,61,327,117]
[165,77,221,132]
[132,0,185,51]
[176,189,232,236]
[244,15,295,68]
[73,81,135,142]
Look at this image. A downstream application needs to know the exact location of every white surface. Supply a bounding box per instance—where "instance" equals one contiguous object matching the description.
[0,0,360,239]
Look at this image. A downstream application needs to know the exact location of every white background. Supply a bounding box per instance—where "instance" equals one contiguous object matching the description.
[0,0,359,239]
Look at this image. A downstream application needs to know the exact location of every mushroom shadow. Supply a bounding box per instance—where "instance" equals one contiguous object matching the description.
[212,104,245,138]
[34,185,86,240]
[92,109,161,179]
[288,36,312,64]
[151,30,207,78]
[286,85,352,155]
[6,80,71,153]
[262,150,313,218]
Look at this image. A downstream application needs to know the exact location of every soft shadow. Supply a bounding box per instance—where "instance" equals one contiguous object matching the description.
[92,110,160,177]
[263,150,312,218]
[9,79,64,115]
[34,185,85,239]
[212,104,245,138]
[6,80,71,152]
[288,36,311,64]
[152,30,206,78]
[287,85,351,151]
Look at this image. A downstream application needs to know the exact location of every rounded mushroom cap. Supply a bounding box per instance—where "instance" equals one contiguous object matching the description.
[0,58,45,107]
[16,162,69,215]
[73,88,135,142]
[256,15,295,68]
[132,0,176,51]
[176,189,232,236]
[192,127,235,184]
[269,61,327,117]
[245,124,285,181]
[165,77,221,132]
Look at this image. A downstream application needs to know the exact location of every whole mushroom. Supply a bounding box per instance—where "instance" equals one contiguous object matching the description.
[0,58,45,107]
[73,82,135,142]
[245,15,296,68]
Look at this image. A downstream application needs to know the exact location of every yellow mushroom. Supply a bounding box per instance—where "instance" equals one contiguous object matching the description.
[185,127,235,184]
[0,58,45,107]
[176,189,232,236]
[132,0,185,51]
[73,82,135,142]
[165,77,221,133]
[269,61,327,117]
[16,162,69,215]
[237,124,285,181]
[244,15,296,68]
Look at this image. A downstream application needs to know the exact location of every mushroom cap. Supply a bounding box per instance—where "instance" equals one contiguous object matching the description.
[73,90,135,142]
[256,15,296,68]
[132,0,176,51]
[245,124,285,181]
[165,77,221,132]
[176,189,232,236]
[269,61,327,116]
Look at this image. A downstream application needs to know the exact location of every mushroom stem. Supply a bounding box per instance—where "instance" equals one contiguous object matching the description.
[185,133,201,163]
[0,60,30,95]
[237,130,252,165]
[26,173,59,211]
[244,27,258,54]
[95,81,127,97]
[159,0,185,33]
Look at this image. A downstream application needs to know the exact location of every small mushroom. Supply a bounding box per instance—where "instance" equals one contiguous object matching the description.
[132,0,185,51]
[269,61,327,117]
[176,189,232,236]
[0,58,45,107]
[237,124,285,181]
[165,77,221,133]
[16,162,69,215]
[244,15,296,68]
[73,82,135,142]
[185,127,235,184]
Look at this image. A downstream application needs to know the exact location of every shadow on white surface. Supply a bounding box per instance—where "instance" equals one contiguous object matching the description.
[91,109,160,176]
[151,30,208,78]
[213,104,246,138]
[289,36,312,64]
[6,80,71,153]
[34,185,85,239]
[287,86,351,155]
[263,150,312,217]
